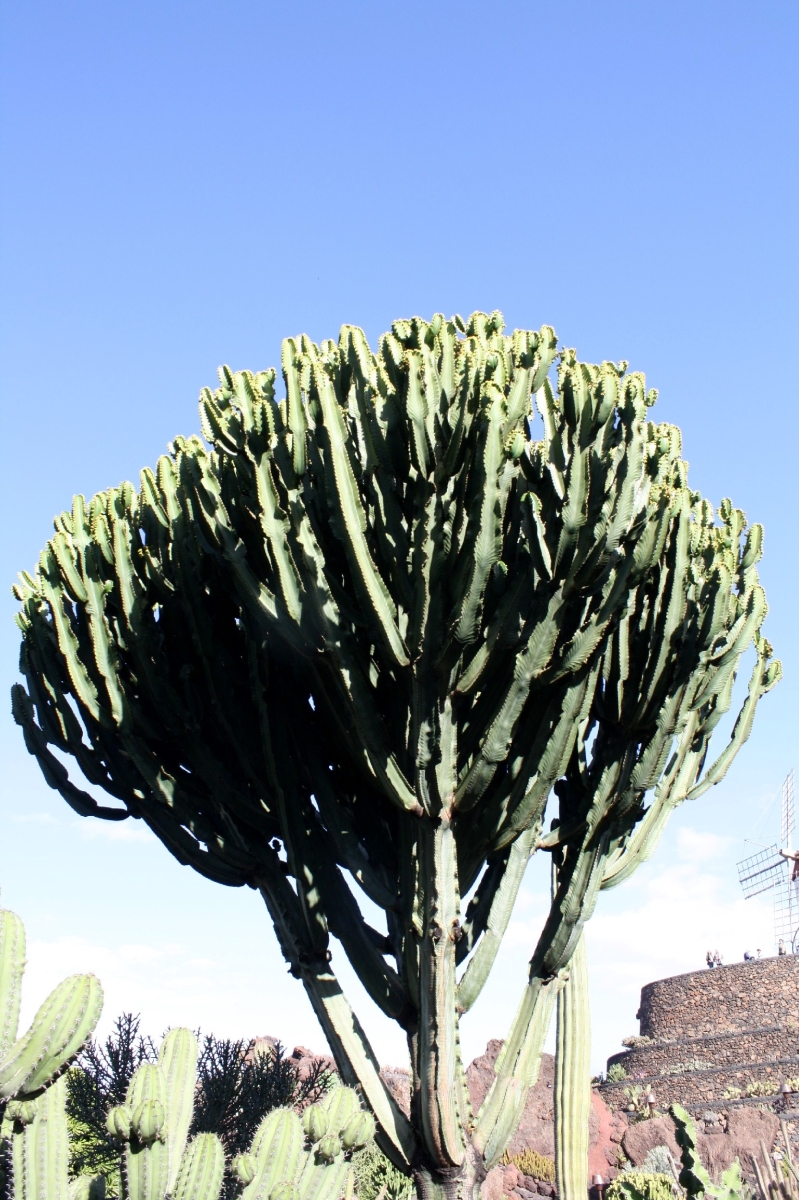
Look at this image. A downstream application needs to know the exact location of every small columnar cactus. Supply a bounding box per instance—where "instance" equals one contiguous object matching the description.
[106,1029,224,1200]
[5,1074,105,1200]
[0,907,103,1198]
[232,1084,374,1200]
[554,930,591,1200]
[0,908,104,1105]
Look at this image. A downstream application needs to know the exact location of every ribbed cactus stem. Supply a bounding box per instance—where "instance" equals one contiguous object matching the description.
[0,907,103,1105]
[11,1075,71,1200]
[554,930,591,1200]
[0,911,25,1061]
[111,1030,223,1200]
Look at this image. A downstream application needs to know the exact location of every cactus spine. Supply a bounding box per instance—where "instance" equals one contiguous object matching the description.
[12,312,782,1198]
[106,1029,223,1200]
[234,1085,372,1200]
[554,930,591,1200]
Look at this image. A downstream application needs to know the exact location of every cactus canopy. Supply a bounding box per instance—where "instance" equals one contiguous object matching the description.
[12,312,780,1199]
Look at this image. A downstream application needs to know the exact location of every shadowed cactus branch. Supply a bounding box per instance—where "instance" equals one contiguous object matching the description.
[12,312,781,1200]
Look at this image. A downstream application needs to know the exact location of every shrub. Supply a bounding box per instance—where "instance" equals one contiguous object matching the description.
[722,1087,743,1100]
[351,1139,414,1200]
[501,1149,556,1183]
[607,1172,675,1200]
[639,1146,677,1177]
[608,1063,628,1082]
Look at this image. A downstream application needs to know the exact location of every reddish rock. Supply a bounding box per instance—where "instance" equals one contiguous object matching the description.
[589,1091,627,1180]
[699,1108,779,1179]
[622,1108,780,1181]
[249,1036,335,1082]
[622,1115,682,1166]
[466,1042,556,1158]
[379,1064,412,1116]
[481,1167,506,1200]
[501,1166,521,1192]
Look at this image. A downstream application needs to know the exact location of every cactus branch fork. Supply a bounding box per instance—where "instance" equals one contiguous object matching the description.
[11,312,781,1200]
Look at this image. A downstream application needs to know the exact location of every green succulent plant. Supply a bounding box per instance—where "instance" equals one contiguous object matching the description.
[5,1075,105,1200]
[12,312,780,1200]
[554,929,591,1200]
[0,906,104,1198]
[231,1084,371,1200]
[105,1029,224,1200]
[606,1172,675,1200]
[670,1104,745,1200]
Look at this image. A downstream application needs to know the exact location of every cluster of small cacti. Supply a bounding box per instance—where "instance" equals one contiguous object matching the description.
[2,1003,375,1200]
[0,906,104,1200]
[105,1028,225,1200]
[500,1149,556,1183]
[349,1139,414,1200]
[231,1083,374,1200]
[606,1171,676,1200]
[12,311,781,1194]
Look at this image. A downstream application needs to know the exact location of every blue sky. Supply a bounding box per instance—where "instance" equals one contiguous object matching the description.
[1,1,797,1075]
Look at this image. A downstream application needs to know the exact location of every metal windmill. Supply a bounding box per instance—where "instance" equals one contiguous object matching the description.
[737,769,797,952]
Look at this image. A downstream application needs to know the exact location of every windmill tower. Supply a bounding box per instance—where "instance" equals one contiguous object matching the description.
[737,769,797,952]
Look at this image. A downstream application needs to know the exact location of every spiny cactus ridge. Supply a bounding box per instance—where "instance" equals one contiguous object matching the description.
[106,1028,225,1200]
[12,312,781,1195]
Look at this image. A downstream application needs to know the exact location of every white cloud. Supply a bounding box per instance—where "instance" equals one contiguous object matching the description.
[676,826,734,862]
[18,932,324,1051]
[9,812,61,826]
[75,819,155,844]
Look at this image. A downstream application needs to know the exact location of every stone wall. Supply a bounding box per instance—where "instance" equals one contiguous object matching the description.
[638,955,799,1039]
[602,954,799,1110]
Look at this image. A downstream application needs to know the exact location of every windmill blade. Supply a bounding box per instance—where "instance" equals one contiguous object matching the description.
[737,845,787,899]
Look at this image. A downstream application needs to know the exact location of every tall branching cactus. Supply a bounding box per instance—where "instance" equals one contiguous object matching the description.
[0,907,103,1197]
[12,312,781,1200]
[106,1028,225,1200]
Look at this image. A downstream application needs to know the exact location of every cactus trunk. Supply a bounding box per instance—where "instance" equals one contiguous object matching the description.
[13,311,781,1186]
[555,930,591,1200]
